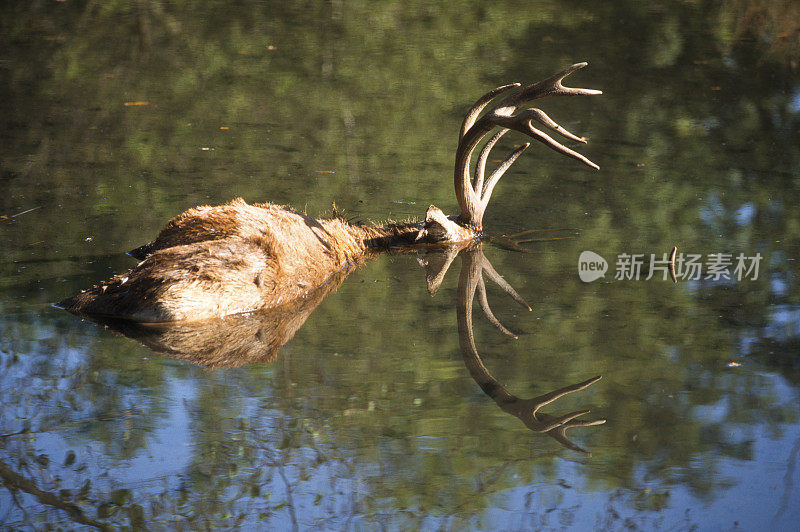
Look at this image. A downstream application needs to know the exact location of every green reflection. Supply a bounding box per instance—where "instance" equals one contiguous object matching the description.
[1,0,800,529]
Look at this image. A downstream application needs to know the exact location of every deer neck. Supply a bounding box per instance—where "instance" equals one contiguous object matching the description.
[346,204,478,251]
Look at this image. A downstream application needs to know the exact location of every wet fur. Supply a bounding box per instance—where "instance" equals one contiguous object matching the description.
[59,198,425,322]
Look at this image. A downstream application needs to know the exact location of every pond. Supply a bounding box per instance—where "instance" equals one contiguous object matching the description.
[1,1,799,529]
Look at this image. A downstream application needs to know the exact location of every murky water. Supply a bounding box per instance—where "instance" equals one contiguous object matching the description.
[2,1,799,529]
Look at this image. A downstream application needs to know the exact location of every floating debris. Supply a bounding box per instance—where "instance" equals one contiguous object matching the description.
[669,246,678,283]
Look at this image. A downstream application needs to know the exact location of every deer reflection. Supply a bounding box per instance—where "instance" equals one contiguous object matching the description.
[74,242,604,452]
[422,244,606,455]
[79,262,358,368]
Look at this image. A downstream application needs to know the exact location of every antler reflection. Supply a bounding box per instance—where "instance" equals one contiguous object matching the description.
[424,244,605,454]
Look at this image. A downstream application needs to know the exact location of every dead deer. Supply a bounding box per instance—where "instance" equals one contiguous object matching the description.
[58,63,600,322]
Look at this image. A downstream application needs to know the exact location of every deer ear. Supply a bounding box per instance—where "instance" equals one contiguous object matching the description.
[418,244,461,296]
[422,205,466,243]
[424,204,447,223]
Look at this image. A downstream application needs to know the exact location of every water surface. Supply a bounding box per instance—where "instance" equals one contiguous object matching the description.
[1,1,799,529]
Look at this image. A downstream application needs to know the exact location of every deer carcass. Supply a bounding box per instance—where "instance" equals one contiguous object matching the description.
[58,63,601,322]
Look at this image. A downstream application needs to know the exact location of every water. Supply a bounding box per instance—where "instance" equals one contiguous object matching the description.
[2,1,799,529]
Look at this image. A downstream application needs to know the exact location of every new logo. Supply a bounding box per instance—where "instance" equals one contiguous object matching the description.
[578,251,608,282]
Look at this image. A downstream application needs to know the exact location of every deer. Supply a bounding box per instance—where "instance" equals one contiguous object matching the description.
[58,63,601,323]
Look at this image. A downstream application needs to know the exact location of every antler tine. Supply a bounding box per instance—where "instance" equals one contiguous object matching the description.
[530,375,603,408]
[474,129,509,195]
[499,62,602,112]
[480,142,529,209]
[492,111,600,170]
[528,108,587,144]
[534,410,593,433]
[480,254,531,311]
[460,83,521,140]
[476,276,518,338]
[544,417,607,456]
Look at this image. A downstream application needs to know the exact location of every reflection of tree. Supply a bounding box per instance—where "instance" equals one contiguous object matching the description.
[499,0,800,385]
[0,460,111,531]
[725,0,800,63]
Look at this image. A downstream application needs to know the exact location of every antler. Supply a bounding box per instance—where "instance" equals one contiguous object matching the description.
[455,62,602,229]
[456,247,605,454]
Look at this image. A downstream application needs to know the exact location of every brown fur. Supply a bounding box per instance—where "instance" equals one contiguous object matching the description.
[59,198,440,322]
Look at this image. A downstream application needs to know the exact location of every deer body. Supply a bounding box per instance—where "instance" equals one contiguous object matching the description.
[59,63,600,323]
[60,198,436,321]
